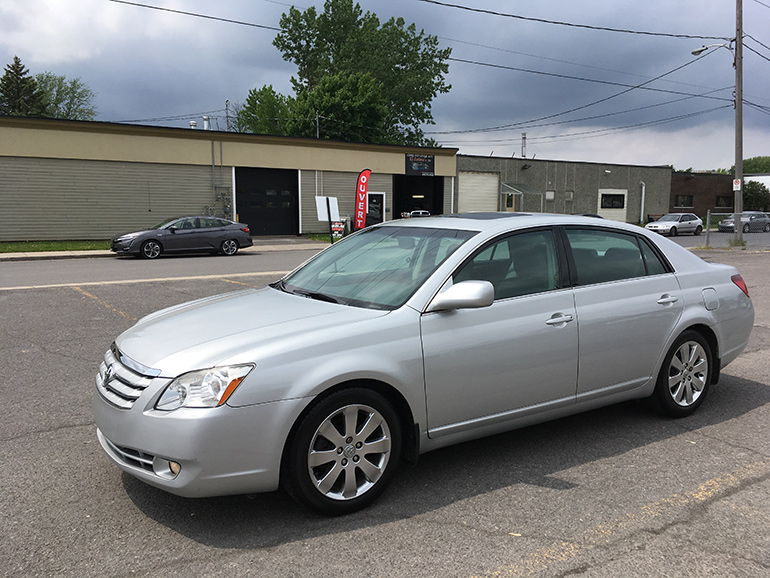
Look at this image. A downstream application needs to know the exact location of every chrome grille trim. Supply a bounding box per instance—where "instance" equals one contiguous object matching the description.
[96,346,161,410]
[103,435,155,473]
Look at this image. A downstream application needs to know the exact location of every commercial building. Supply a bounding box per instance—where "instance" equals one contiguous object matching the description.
[1,116,672,241]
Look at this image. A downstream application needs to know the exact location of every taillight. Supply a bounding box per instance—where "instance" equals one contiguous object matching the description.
[731,274,750,298]
[240,227,250,234]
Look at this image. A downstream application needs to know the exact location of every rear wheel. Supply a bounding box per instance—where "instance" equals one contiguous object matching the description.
[694,225,702,235]
[283,388,401,515]
[220,239,239,256]
[743,223,750,233]
[140,240,162,259]
[649,331,712,417]
[764,223,770,233]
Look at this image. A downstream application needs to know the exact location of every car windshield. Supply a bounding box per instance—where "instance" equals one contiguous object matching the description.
[150,217,181,229]
[657,215,680,222]
[278,226,477,310]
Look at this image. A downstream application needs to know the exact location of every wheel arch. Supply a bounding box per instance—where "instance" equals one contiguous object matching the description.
[680,323,720,384]
[280,378,419,486]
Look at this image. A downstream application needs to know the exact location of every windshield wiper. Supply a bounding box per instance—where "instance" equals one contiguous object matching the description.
[293,289,340,304]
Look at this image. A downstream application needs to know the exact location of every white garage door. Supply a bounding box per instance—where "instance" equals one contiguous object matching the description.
[458,172,500,213]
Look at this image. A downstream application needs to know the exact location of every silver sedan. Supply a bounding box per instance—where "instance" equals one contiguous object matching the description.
[94,213,754,515]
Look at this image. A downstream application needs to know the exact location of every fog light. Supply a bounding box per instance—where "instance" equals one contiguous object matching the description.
[169,461,181,476]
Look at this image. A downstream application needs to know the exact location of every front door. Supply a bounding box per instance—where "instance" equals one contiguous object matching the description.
[421,229,578,439]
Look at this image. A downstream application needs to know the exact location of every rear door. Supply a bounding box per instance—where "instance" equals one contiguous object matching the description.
[564,228,683,401]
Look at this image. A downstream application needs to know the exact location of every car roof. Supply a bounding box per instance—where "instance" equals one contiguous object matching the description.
[378,212,642,235]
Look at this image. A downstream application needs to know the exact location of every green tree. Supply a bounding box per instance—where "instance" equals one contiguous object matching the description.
[253,0,451,145]
[0,56,48,117]
[238,85,293,136]
[717,156,770,175]
[35,71,97,120]
[743,156,770,174]
[744,180,770,212]
[288,72,389,143]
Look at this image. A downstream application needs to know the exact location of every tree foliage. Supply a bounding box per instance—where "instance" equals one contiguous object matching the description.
[238,85,292,136]
[239,0,451,145]
[717,156,770,175]
[35,71,97,121]
[0,56,48,117]
[0,56,97,121]
[744,180,770,212]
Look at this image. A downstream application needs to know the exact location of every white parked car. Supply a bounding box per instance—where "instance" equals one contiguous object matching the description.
[94,213,754,515]
[645,213,703,236]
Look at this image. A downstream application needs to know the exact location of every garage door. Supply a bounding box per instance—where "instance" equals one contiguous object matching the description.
[458,172,500,213]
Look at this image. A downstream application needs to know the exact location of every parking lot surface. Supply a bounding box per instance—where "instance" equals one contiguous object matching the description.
[1,247,768,577]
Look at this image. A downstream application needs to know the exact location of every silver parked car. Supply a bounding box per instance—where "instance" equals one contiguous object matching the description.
[645,213,703,236]
[111,216,253,259]
[94,213,754,515]
[717,211,770,233]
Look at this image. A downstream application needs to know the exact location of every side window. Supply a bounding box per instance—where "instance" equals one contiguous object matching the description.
[454,230,559,300]
[566,229,646,285]
[639,240,668,276]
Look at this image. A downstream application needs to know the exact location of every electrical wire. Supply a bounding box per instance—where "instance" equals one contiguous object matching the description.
[108,0,281,31]
[418,0,731,41]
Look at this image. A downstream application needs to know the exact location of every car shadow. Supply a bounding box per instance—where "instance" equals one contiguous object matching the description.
[122,372,770,549]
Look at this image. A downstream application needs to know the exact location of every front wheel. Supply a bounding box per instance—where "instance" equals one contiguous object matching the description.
[743,223,750,233]
[283,388,402,515]
[140,240,162,259]
[669,227,677,237]
[220,239,239,256]
[764,223,770,233]
[649,331,712,417]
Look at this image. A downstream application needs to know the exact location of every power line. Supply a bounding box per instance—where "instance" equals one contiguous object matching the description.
[108,0,281,31]
[418,0,731,41]
[432,53,729,136]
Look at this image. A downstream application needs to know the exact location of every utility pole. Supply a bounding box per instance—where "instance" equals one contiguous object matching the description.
[734,0,744,243]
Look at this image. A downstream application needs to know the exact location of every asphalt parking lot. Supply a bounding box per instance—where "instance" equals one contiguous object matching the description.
[0,246,768,577]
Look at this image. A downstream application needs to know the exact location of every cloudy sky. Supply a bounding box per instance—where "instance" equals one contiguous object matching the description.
[2,0,769,171]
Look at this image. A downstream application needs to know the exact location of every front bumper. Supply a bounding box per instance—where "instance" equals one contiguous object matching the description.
[93,362,309,498]
[110,238,137,254]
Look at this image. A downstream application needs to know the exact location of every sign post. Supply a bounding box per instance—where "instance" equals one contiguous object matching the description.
[315,196,340,244]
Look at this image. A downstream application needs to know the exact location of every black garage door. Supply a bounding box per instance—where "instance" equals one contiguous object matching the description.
[236,167,299,235]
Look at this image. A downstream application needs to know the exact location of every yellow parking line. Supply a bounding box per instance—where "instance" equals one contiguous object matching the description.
[72,287,137,322]
[474,458,770,577]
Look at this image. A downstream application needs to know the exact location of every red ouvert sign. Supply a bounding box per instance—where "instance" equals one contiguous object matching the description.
[354,169,371,230]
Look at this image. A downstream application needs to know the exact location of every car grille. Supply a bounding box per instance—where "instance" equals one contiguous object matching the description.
[96,344,158,410]
[102,435,156,473]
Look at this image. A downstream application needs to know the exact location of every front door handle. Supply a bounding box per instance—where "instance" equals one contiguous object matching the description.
[545,313,574,326]
[657,294,679,305]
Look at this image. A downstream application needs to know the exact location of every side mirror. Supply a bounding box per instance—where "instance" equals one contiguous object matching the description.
[426,280,495,313]
[168,226,178,233]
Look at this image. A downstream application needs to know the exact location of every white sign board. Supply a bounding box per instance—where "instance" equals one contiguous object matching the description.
[315,197,340,221]
[733,179,742,191]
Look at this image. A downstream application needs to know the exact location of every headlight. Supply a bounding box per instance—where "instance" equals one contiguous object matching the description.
[156,364,254,411]
[116,233,140,241]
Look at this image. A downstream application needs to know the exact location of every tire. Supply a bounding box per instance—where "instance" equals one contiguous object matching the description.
[140,240,162,259]
[694,225,702,236]
[283,388,402,515]
[743,223,750,233]
[764,223,770,233]
[220,239,239,256]
[649,331,713,417]
[669,227,677,237]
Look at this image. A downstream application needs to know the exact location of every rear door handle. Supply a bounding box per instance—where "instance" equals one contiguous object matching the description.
[545,313,574,326]
[657,294,679,305]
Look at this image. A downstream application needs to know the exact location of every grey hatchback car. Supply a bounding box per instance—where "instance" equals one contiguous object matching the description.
[94,213,754,515]
[111,216,253,258]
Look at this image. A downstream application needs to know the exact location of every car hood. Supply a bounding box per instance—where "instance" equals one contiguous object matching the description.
[112,229,155,240]
[115,287,388,377]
